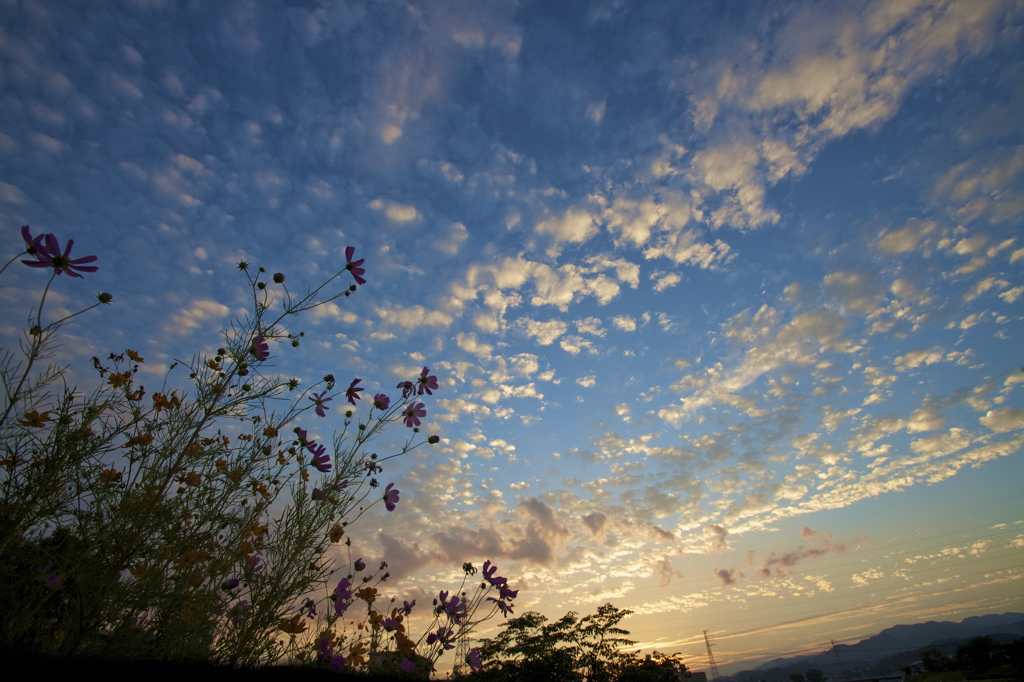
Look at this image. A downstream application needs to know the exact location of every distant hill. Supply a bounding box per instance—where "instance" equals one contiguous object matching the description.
[728,612,1024,682]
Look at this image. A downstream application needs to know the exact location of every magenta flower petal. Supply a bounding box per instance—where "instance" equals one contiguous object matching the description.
[344,246,366,286]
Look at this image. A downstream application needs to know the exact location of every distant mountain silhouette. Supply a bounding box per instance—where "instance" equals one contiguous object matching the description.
[729,612,1024,682]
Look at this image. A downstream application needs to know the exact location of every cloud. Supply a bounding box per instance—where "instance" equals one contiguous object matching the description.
[980,407,1024,433]
[714,567,740,586]
[520,317,568,346]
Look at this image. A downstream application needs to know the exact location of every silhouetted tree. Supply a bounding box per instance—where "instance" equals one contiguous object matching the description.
[921,649,954,673]
[956,636,999,673]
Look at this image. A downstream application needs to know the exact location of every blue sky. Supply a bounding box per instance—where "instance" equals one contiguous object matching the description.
[1,0,1022,673]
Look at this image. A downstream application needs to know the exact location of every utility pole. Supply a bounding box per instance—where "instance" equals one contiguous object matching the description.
[705,630,723,682]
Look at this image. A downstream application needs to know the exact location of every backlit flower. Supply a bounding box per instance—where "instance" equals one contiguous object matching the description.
[400,658,415,673]
[22,232,98,278]
[396,380,415,400]
[251,337,269,361]
[468,649,482,671]
[373,393,390,410]
[416,366,438,395]
[344,246,366,286]
[345,377,363,405]
[383,482,400,511]
[310,391,331,417]
[401,402,426,428]
[334,577,353,616]
[311,450,332,473]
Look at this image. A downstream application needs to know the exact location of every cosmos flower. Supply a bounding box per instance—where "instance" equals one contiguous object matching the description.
[251,337,270,361]
[383,482,400,511]
[344,246,366,286]
[345,378,363,405]
[22,231,98,278]
[401,402,426,428]
[310,391,331,417]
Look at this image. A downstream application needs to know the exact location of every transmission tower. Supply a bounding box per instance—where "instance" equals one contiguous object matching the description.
[452,624,472,677]
[704,630,723,682]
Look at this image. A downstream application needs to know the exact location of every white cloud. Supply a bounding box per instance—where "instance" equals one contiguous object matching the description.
[520,318,567,346]
[980,407,1024,433]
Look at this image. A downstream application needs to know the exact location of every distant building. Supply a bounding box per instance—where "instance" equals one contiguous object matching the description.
[691,671,709,682]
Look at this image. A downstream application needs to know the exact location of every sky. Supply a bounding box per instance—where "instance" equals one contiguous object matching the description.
[1,0,1022,674]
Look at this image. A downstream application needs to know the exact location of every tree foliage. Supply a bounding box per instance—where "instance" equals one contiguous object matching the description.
[470,603,689,682]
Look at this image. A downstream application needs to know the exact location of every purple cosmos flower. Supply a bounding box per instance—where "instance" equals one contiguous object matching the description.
[229,600,252,625]
[301,597,318,620]
[345,378,363,405]
[416,366,438,395]
[317,636,334,661]
[396,380,415,400]
[467,649,483,672]
[488,596,514,616]
[400,658,416,673]
[311,450,332,473]
[353,558,365,571]
[334,577,353,616]
[383,482,400,511]
[401,599,416,615]
[312,487,326,500]
[251,337,270,361]
[222,578,240,591]
[310,391,331,417]
[383,617,400,631]
[21,225,46,255]
[22,232,98,278]
[366,459,382,474]
[40,566,62,591]
[401,402,426,428]
[373,393,390,410]
[499,584,518,601]
[344,246,366,286]
[482,560,498,584]
[330,656,346,672]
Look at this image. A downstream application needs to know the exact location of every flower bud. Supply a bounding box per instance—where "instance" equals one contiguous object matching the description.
[428,435,440,444]
[273,272,285,283]
[97,292,113,304]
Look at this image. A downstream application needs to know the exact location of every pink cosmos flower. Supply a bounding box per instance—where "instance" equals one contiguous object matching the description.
[416,366,438,395]
[401,402,426,428]
[22,231,98,278]
[310,391,331,417]
[373,393,390,410]
[383,482,400,511]
[251,337,270,361]
[345,378,363,405]
[344,246,366,286]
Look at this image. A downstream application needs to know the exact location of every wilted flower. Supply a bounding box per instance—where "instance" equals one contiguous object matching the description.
[310,391,331,417]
